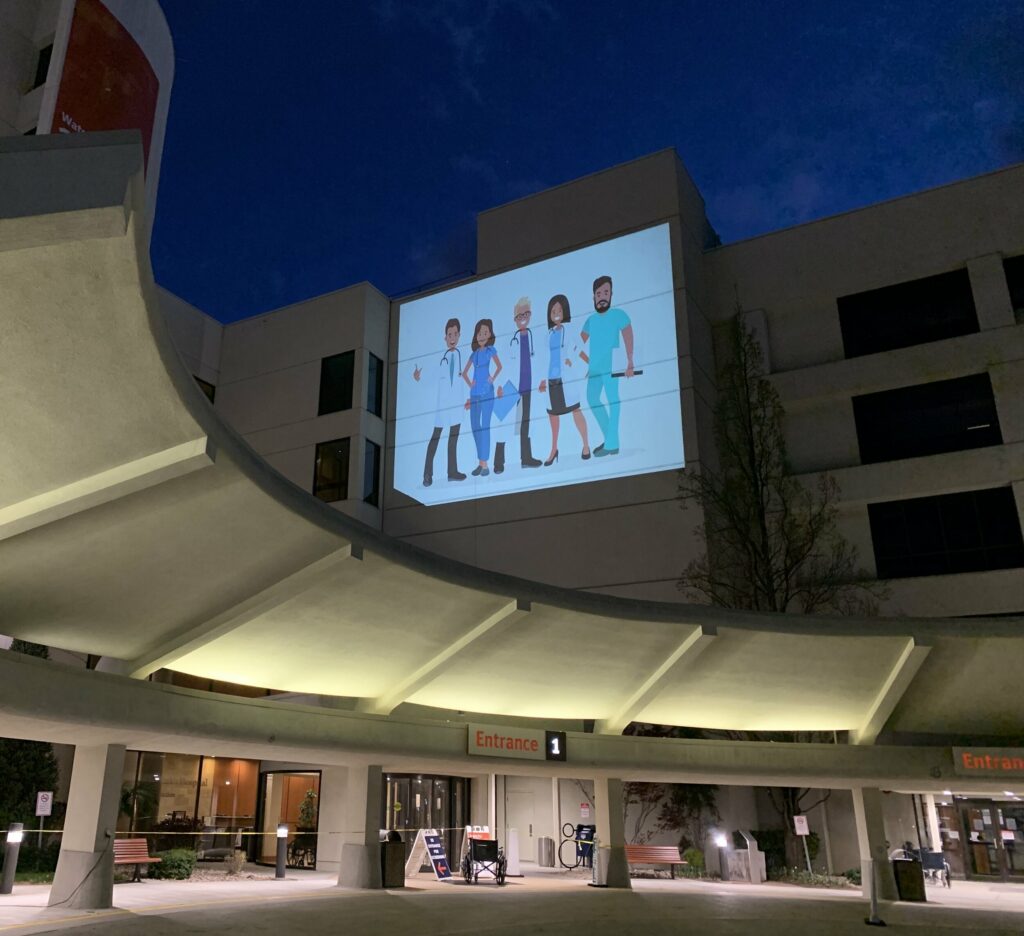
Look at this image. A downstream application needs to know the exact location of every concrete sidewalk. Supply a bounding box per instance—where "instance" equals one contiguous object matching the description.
[0,868,1022,935]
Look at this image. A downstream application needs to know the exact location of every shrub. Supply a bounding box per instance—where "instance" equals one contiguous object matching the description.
[226,850,246,875]
[149,848,197,880]
[15,839,61,873]
[681,847,705,870]
[769,866,851,888]
[843,867,862,886]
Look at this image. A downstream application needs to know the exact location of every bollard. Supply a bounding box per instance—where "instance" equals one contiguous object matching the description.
[864,858,887,927]
[275,824,288,880]
[1,824,24,896]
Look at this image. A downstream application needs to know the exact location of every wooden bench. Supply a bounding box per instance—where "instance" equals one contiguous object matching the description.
[113,839,162,882]
[624,845,689,879]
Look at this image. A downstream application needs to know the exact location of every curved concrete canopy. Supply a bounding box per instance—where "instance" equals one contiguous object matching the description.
[1,133,1022,739]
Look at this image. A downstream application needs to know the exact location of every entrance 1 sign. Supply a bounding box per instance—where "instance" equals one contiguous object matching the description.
[468,725,569,762]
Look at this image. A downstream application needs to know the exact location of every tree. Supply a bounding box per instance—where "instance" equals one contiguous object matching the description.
[656,783,720,854]
[622,782,665,844]
[0,641,60,831]
[678,311,882,614]
[677,311,884,868]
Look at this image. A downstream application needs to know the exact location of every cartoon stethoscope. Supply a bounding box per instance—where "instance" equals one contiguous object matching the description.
[509,328,535,356]
[440,347,462,383]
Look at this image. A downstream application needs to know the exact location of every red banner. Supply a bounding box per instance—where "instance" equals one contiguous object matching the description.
[50,0,160,168]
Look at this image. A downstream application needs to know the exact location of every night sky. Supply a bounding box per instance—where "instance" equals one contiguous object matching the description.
[151,1,1023,324]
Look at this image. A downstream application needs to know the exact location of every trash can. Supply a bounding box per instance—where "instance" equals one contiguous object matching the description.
[891,858,926,902]
[381,841,405,888]
[537,836,555,867]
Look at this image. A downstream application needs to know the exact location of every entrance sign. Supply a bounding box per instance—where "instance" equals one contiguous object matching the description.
[35,792,53,817]
[953,748,1024,777]
[793,815,809,836]
[405,828,452,881]
[469,725,569,762]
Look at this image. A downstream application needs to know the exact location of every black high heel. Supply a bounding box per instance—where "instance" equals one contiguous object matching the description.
[544,451,559,466]
[581,449,591,460]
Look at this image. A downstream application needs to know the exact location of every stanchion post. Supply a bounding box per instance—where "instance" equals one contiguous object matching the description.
[2,824,25,896]
[275,824,288,880]
[864,858,886,927]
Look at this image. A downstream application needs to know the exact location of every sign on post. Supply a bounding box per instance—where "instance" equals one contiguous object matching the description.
[35,792,53,817]
[580,802,591,820]
[793,815,812,873]
[404,828,452,881]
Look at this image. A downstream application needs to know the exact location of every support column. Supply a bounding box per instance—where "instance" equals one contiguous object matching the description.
[48,744,126,909]
[312,767,347,873]
[551,777,561,844]
[923,794,942,852]
[592,777,630,889]
[852,787,897,901]
[337,765,382,889]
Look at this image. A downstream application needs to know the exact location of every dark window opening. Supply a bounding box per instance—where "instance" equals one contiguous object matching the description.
[318,350,354,416]
[853,373,1001,465]
[193,375,216,403]
[32,44,53,90]
[869,487,1024,579]
[1005,254,1024,324]
[362,440,381,507]
[313,438,350,502]
[837,269,978,359]
[367,352,384,418]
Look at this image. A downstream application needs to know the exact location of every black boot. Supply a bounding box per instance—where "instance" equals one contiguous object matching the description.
[447,425,466,480]
[521,435,542,468]
[494,442,505,474]
[423,427,441,486]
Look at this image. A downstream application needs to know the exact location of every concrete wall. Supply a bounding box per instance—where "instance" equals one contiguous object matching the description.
[215,283,390,528]
[157,286,223,388]
[0,0,60,136]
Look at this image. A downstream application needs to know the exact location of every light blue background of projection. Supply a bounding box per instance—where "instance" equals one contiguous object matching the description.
[394,223,684,506]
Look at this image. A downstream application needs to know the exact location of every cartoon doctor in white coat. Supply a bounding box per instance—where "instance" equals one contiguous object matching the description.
[413,317,467,486]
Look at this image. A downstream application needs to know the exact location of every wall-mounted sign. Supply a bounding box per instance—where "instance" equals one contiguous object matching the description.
[468,725,568,762]
[952,748,1024,777]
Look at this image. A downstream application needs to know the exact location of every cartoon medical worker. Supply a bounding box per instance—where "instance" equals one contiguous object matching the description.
[502,296,543,470]
[580,275,634,456]
[461,318,503,477]
[413,317,467,486]
[538,294,590,463]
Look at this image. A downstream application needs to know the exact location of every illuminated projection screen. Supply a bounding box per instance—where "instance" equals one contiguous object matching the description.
[394,223,683,506]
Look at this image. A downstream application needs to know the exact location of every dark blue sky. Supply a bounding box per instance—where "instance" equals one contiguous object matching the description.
[151,1,1023,323]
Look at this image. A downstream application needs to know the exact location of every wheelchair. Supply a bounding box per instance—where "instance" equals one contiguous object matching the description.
[461,838,507,885]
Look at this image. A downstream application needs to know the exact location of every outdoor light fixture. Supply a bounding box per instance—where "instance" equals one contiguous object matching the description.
[5,829,23,845]
[1004,791,1014,797]
[277,824,288,839]
[2,824,24,895]
[942,790,952,795]
[275,824,288,880]
[713,833,728,848]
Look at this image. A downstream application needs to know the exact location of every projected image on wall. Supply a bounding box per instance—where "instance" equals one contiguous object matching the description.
[394,223,684,506]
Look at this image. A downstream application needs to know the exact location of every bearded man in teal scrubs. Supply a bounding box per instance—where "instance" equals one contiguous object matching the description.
[580,275,634,456]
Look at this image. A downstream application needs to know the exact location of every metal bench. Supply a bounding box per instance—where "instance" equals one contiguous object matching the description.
[113,838,162,882]
[624,844,689,878]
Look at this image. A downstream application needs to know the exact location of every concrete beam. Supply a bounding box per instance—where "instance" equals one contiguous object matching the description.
[0,437,213,542]
[127,545,356,678]
[358,600,530,716]
[595,625,717,735]
[850,637,932,745]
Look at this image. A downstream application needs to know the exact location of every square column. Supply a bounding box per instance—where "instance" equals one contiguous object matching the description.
[592,777,630,889]
[851,787,897,901]
[337,764,382,889]
[48,744,126,909]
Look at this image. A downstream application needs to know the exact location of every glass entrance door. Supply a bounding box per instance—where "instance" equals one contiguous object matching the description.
[961,800,1024,881]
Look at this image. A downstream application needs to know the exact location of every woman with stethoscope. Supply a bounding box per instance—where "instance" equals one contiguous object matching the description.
[538,294,590,463]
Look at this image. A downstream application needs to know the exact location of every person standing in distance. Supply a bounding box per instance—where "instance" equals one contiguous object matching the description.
[413,317,467,486]
[580,275,634,456]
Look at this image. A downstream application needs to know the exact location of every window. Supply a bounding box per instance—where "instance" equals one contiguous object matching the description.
[1005,254,1024,322]
[853,373,1001,465]
[363,440,381,507]
[193,375,216,403]
[367,352,384,418]
[837,269,978,359]
[32,44,53,91]
[868,487,1024,579]
[313,438,350,502]
[318,350,354,416]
